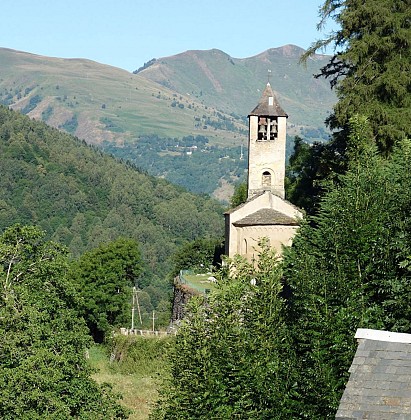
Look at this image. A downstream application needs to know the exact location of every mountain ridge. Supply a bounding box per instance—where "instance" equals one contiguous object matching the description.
[0,45,335,199]
[137,44,335,128]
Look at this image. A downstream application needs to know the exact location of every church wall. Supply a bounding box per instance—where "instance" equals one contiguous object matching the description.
[237,225,299,261]
[225,191,303,259]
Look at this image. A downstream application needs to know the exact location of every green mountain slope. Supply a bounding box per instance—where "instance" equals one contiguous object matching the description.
[0,48,243,146]
[0,105,224,281]
[136,45,336,135]
[0,46,335,200]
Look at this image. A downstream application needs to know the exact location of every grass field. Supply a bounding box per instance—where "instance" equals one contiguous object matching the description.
[89,338,171,420]
[181,272,218,294]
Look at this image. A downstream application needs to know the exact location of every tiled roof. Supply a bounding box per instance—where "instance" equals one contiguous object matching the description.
[233,208,298,226]
[336,329,411,419]
[249,82,288,117]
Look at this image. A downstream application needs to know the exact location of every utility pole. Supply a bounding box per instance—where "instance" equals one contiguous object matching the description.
[152,310,157,332]
[131,287,135,330]
[131,287,142,330]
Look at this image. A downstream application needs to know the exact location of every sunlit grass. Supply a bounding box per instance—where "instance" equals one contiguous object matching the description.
[183,272,218,294]
[89,340,170,420]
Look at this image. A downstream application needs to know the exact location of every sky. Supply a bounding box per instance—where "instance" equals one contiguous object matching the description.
[1,0,336,72]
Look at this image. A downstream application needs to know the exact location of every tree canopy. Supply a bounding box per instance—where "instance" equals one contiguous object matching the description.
[306,0,411,151]
[291,0,411,213]
[0,224,128,418]
[152,241,296,419]
[168,237,224,279]
[69,238,143,342]
[0,105,224,279]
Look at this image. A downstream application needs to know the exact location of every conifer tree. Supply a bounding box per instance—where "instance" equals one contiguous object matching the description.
[283,116,411,416]
[291,0,411,213]
[306,0,411,152]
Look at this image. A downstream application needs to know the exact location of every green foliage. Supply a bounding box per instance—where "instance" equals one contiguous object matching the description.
[133,58,157,74]
[108,335,172,376]
[60,114,78,134]
[89,340,169,419]
[0,224,129,419]
[169,237,224,279]
[230,181,247,208]
[285,136,324,213]
[305,0,411,152]
[70,238,143,342]
[101,116,125,133]
[152,241,296,419]
[21,94,42,114]
[283,116,411,416]
[41,105,53,122]
[293,0,411,212]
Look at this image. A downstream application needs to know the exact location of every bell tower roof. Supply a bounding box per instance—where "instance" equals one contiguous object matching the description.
[249,83,288,117]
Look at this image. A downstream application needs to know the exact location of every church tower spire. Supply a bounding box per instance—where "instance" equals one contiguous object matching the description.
[247,82,288,199]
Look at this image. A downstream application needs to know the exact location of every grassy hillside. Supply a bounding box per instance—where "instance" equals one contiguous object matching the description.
[0,105,224,281]
[137,45,336,136]
[0,48,244,146]
[0,45,335,144]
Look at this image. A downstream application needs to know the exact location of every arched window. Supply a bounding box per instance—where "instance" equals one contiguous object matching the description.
[258,117,267,140]
[262,171,271,187]
[269,118,278,140]
[243,238,248,255]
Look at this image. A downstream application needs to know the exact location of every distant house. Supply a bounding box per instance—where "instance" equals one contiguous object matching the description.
[336,328,411,419]
[225,82,302,261]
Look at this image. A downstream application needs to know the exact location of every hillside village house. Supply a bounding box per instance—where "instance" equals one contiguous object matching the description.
[225,82,302,261]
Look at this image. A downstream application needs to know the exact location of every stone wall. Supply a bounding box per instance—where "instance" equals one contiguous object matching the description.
[171,277,199,323]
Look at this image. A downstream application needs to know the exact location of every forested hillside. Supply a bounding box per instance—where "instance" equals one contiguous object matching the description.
[0,105,224,280]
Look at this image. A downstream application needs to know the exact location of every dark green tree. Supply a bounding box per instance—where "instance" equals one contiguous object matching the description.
[292,0,411,212]
[152,242,296,419]
[285,136,335,213]
[0,224,128,419]
[305,0,411,152]
[229,181,247,208]
[70,237,143,342]
[168,237,224,279]
[283,116,411,417]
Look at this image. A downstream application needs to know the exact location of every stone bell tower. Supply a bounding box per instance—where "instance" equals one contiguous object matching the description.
[247,82,288,199]
[224,82,301,261]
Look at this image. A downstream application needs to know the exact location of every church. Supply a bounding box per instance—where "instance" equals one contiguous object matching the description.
[224,82,303,261]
